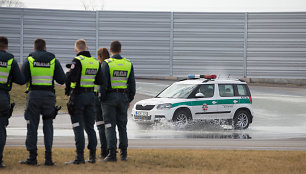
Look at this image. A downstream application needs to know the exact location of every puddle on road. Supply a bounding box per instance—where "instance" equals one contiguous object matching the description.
[128,119,252,139]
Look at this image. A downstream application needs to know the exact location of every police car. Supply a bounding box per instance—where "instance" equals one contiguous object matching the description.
[132,75,254,129]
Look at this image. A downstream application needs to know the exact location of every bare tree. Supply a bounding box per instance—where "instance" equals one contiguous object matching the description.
[0,0,25,7]
[81,0,105,11]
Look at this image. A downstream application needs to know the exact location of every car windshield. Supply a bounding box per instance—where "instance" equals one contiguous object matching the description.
[157,83,197,99]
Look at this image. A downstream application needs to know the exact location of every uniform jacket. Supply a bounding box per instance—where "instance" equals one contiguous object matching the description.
[0,50,25,91]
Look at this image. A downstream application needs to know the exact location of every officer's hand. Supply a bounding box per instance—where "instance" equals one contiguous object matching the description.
[65,88,70,96]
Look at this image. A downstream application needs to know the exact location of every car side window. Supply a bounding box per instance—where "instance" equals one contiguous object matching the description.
[219,84,234,97]
[237,84,248,96]
[193,84,214,98]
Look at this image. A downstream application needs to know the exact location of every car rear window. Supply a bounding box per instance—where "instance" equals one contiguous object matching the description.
[237,84,248,96]
[218,84,234,97]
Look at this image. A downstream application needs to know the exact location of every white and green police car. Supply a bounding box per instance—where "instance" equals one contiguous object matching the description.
[132,75,254,129]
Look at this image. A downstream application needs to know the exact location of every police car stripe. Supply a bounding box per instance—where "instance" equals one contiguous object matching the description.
[0,72,9,77]
[171,98,251,108]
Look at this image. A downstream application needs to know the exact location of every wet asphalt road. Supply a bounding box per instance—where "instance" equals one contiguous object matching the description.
[6,79,306,150]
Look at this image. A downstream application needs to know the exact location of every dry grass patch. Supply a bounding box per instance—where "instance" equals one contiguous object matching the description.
[10,84,69,114]
[1,148,305,174]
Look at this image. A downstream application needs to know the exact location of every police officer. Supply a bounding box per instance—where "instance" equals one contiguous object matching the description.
[101,41,136,162]
[95,48,109,159]
[65,39,102,164]
[0,36,25,168]
[20,38,66,166]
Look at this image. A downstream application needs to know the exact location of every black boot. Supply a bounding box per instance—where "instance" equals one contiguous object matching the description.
[0,161,6,168]
[44,151,55,166]
[65,151,85,165]
[19,151,37,165]
[120,149,127,161]
[103,149,117,162]
[99,149,108,159]
[86,150,96,163]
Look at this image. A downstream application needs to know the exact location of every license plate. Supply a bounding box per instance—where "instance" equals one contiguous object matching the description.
[136,111,148,116]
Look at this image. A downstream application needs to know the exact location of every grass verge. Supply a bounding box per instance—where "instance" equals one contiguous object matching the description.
[10,84,69,114]
[1,148,306,174]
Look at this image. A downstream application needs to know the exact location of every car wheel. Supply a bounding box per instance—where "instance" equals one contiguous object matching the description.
[233,110,250,129]
[172,109,191,128]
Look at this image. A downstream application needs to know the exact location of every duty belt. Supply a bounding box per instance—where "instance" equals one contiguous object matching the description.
[72,87,94,94]
[110,89,127,93]
[29,85,55,93]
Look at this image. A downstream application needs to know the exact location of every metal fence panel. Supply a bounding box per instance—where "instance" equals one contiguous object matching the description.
[22,8,96,64]
[0,8,22,62]
[1,7,306,79]
[98,11,171,76]
[172,12,246,78]
[247,12,306,79]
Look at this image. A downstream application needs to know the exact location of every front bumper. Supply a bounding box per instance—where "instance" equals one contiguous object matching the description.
[131,108,172,123]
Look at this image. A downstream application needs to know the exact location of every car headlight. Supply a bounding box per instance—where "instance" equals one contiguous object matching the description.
[157,103,172,110]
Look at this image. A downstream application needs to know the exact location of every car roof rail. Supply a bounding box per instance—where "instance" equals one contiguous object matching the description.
[180,78,188,81]
[202,79,215,83]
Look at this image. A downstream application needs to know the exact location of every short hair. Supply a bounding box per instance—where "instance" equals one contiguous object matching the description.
[97,48,110,63]
[34,38,46,50]
[75,39,87,51]
[110,40,121,53]
[0,36,8,50]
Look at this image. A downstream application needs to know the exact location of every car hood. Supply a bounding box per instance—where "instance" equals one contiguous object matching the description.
[135,97,187,106]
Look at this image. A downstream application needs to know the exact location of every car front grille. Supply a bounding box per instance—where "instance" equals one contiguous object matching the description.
[136,105,155,110]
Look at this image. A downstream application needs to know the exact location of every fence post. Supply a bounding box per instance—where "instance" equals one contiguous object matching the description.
[95,11,99,58]
[20,9,24,64]
[243,12,248,78]
[169,12,174,77]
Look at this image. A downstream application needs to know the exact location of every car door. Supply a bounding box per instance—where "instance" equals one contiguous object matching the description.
[217,84,240,119]
[189,84,218,120]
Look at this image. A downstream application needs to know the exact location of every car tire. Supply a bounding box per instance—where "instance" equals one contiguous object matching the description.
[233,110,250,130]
[172,109,192,127]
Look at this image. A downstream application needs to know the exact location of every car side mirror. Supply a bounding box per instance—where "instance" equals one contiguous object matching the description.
[195,93,205,98]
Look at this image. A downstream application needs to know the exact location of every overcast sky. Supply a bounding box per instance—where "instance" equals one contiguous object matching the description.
[20,0,306,12]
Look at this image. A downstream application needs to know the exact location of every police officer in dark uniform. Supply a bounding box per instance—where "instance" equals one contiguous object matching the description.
[20,38,66,166]
[95,48,110,159]
[0,36,25,168]
[101,41,136,162]
[65,39,102,164]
